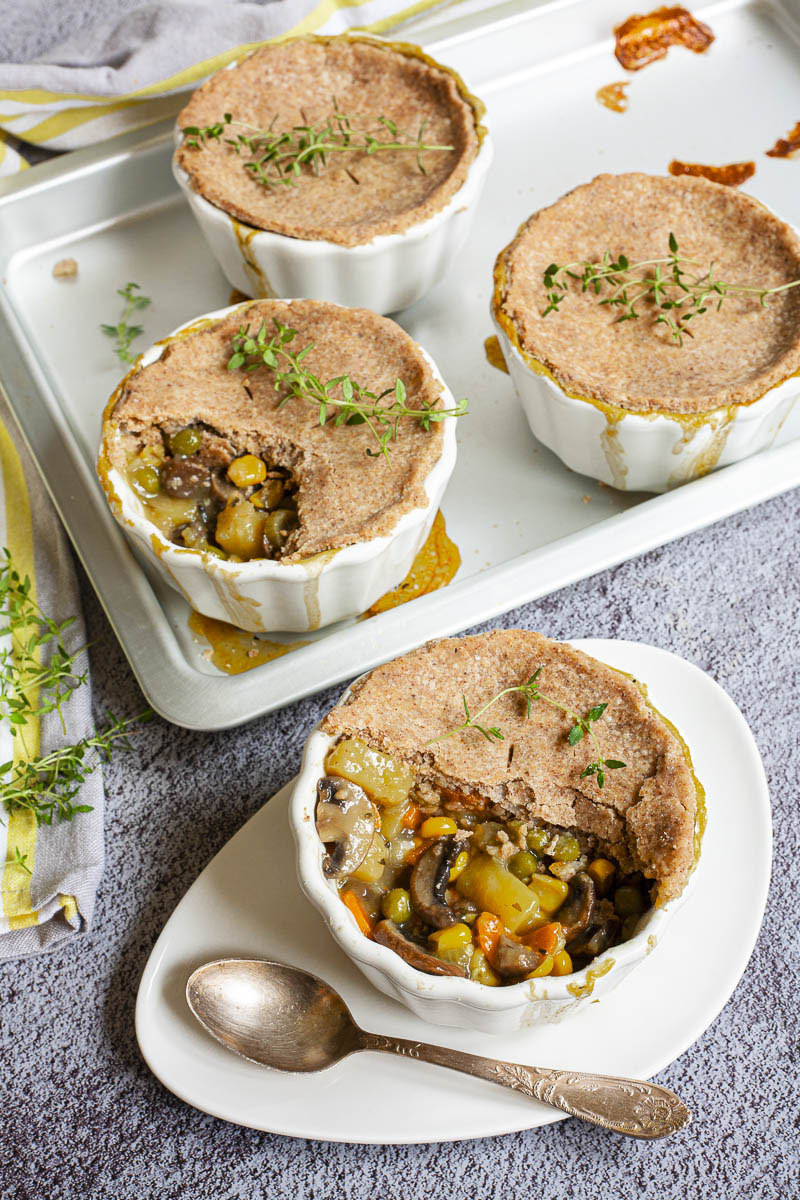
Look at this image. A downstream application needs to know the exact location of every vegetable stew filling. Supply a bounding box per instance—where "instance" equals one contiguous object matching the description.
[316,737,652,984]
[126,425,299,560]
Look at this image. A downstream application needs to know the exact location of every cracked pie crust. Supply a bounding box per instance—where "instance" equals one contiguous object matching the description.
[100,300,446,564]
[322,630,702,907]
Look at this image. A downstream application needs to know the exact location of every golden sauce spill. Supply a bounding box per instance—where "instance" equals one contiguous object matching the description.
[668,159,755,186]
[484,335,509,373]
[566,956,615,998]
[361,510,460,618]
[228,288,250,306]
[766,121,800,158]
[596,81,630,112]
[188,612,308,674]
[189,512,460,672]
[614,6,714,71]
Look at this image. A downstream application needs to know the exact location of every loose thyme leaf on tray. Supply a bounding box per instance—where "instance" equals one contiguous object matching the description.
[541,233,800,346]
[0,548,152,832]
[425,666,626,789]
[227,317,467,460]
[100,281,151,364]
[183,105,454,189]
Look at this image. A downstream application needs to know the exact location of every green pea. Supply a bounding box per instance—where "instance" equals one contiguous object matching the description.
[169,427,203,457]
[552,833,580,863]
[381,888,411,924]
[615,885,645,918]
[473,820,503,850]
[264,508,298,550]
[508,850,538,882]
[621,913,641,941]
[131,463,160,496]
[526,827,549,854]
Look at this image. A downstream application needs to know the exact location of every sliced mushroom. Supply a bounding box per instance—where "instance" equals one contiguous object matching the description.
[557,871,596,942]
[490,933,544,979]
[410,838,460,929]
[210,470,239,505]
[162,457,211,498]
[373,920,468,977]
[315,775,375,879]
[568,916,621,960]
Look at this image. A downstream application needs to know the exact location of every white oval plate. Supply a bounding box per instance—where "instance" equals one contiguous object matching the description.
[135,639,771,1143]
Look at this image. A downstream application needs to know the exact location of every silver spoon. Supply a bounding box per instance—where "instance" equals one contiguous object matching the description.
[186,958,690,1139]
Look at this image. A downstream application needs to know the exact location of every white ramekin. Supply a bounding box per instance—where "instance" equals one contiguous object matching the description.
[289,681,693,1035]
[491,304,800,495]
[171,39,493,315]
[98,301,458,634]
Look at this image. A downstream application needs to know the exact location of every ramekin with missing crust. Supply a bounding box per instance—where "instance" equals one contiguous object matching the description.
[290,630,705,1034]
[172,34,492,315]
[492,173,800,493]
[97,299,458,634]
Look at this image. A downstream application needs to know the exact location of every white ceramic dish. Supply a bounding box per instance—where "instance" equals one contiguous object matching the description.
[136,639,770,1142]
[491,220,800,495]
[171,36,494,316]
[98,300,458,633]
[290,641,698,1034]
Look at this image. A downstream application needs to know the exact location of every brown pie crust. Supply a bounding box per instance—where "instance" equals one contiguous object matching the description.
[176,36,482,247]
[494,173,800,414]
[103,300,445,561]
[322,630,700,903]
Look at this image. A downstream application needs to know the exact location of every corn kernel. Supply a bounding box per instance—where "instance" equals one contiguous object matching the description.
[227,454,267,488]
[528,873,570,914]
[526,953,555,979]
[429,923,473,953]
[449,849,470,881]
[551,950,573,976]
[420,816,457,839]
[587,857,616,895]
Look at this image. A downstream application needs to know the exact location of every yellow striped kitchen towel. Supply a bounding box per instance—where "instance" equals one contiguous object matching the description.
[0,395,103,958]
[0,0,466,177]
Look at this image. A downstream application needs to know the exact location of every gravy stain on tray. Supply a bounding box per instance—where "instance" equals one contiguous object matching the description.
[668,159,755,186]
[188,612,308,674]
[484,335,509,373]
[596,82,630,113]
[614,6,714,71]
[189,511,460,673]
[766,121,800,158]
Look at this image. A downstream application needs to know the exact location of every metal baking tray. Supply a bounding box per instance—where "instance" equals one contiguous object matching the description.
[1,0,799,729]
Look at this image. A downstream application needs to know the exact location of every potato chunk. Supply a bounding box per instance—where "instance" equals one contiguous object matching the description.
[325,738,414,807]
[455,853,541,934]
[215,499,266,559]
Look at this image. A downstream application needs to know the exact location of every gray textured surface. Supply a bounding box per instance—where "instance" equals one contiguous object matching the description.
[0,0,797,1193]
[2,490,798,1198]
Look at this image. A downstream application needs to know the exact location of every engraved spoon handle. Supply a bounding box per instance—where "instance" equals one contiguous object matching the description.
[359,1032,690,1138]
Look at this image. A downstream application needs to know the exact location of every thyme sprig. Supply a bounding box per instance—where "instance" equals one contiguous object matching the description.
[12,846,31,875]
[183,106,453,189]
[425,667,626,789]
[100,282,151,364]
[228,318,467,460]
[0,549,151,829]
[542,233,800,346]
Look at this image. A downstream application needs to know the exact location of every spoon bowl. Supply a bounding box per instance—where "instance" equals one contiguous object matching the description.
[186,958,691,1138]
[187,959,359,1072]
